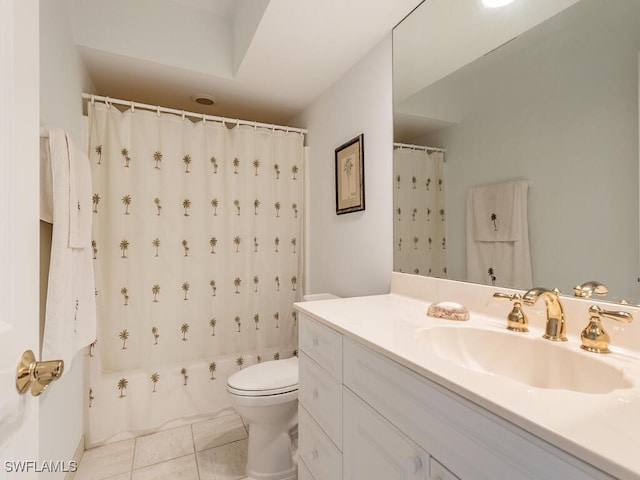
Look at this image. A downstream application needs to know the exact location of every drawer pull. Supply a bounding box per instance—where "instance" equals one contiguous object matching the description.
[312,388,319,400]
[403,456,423,476]
[312,338,319,347]
[310,449,319,460]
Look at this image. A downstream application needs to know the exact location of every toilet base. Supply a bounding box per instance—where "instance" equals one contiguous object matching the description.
[245,426,297,480]
[246,466,296,480]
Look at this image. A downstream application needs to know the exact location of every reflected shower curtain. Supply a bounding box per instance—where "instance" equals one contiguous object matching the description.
[86,102,304,445]
[393,148,446,277]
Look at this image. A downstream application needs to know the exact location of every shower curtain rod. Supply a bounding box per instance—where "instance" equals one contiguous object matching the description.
[394,142,445,153]
[81,93,308,135]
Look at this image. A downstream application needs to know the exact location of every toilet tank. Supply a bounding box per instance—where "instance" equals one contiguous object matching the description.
[303,293,340,301]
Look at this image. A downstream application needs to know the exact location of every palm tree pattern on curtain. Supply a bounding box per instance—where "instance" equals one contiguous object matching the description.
[393,148,447,277]
[86,103,304,444]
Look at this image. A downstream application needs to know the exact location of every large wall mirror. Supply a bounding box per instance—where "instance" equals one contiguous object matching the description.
[393,0,640,304]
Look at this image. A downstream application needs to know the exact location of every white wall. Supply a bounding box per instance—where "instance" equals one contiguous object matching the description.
[39,0,95,473]
[296,36,394,298]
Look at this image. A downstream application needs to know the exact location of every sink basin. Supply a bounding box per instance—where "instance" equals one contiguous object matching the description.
[414,326,632,394]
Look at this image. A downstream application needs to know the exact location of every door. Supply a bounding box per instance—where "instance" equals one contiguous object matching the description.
[0,0,41,476]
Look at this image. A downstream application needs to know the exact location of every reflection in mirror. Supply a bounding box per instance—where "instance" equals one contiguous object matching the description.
[393,0,640,304]
[393,146,446,277]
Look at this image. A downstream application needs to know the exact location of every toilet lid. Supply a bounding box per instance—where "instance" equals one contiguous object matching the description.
[227,357,298,396]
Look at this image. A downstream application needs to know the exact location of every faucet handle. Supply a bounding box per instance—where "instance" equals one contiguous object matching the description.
[493,292,528,332]
[580,305,633,354]
[574,281,608,298]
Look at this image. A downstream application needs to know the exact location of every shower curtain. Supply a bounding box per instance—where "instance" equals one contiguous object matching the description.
[86,102,304,445]
[393,148,446,277]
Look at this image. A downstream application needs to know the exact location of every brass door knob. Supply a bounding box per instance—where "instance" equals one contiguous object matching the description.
[16,350,64,396]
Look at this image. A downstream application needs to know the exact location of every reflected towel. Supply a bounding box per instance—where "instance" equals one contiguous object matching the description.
[42,128,97,371]
[469,181,521,241]
[466,180,532,289]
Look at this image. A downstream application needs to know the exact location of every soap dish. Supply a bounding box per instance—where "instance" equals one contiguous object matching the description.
[427,301,470,321]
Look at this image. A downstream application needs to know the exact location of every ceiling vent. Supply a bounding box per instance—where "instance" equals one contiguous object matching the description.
[192,94,215,106]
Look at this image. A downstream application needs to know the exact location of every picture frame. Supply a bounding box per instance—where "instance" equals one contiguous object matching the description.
[335,134,365,214]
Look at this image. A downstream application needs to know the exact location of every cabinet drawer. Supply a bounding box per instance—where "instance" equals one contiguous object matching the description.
[299,352,342,449]
[430,457,460,480]
[299,314,342,379]
[299,405,342,480]
[298,457,314,480]
[343,388,428,480]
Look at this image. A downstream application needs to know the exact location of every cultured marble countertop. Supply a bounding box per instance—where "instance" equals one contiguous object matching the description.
[295,292,640,480]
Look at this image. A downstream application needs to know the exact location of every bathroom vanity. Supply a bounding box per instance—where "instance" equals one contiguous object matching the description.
[294,273,640,480]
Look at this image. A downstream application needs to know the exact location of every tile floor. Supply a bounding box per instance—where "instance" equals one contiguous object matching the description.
[74,412,250,480]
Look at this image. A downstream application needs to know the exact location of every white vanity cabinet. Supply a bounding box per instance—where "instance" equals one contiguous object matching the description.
[298,312,616,480]
[298,314,343,480]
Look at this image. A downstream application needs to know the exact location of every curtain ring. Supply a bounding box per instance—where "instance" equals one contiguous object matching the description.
[90,94,95,106]
[105,97,111,108]
[202,114,206,125]
[182,111,186,121]
[131,101,135,113]
[236,119,240,129]
[157,105,161,117]
[271,124,276,133]
[254,121,257,132]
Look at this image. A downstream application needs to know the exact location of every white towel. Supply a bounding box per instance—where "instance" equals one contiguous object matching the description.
[42,128,97,371]
[466,180,532,289]
[68,137,92,248]
[470,181,518,241]
[40,134,54,223]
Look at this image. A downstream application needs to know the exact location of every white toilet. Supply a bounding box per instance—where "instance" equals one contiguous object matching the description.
[227,356,299,480]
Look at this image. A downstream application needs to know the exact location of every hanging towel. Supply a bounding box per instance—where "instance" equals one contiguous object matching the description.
[470,181,519,241]
[68,135,92,247]
[40,133,54,223]
[42,128,97,372]
[466,180,532,289]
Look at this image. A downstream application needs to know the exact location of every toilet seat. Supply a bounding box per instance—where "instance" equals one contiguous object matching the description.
[227,357,298,397]
[227,384,297,397]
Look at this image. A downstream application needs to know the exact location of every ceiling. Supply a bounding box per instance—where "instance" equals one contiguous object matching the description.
[70,0,423,126]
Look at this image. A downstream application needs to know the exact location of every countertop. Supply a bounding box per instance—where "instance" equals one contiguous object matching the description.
[294,292,640,480]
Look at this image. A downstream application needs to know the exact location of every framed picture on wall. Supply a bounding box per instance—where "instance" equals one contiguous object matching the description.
[335,134,365,214]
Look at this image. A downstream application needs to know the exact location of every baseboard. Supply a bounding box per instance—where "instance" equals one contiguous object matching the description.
[65,435,84,480]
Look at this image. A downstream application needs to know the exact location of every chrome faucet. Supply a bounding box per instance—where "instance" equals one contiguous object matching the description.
[522,287,567,341]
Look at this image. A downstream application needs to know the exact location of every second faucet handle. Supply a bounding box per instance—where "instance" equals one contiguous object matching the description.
[574,281,608,298]
[581,305,633,354]
[493,292,528,332]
